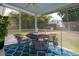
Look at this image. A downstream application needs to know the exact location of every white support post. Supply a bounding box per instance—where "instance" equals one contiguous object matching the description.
[35,15,38,33]
[60,29,63,55]
[19,11,21,32]
[66,10,70,31]
[1,6,5,16]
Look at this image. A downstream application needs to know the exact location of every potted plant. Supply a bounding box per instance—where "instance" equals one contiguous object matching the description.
[52,34,58,47]
[14,33,23,39]
[0,15,9,49]
[14,33,23,42]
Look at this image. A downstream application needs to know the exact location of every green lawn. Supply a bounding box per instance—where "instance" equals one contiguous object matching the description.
[57,31,79,53]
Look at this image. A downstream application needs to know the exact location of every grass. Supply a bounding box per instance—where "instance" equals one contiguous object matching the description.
[8,30,79,53]
[57,31,79,53]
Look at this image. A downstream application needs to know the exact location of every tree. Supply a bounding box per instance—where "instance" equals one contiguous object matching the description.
[21,12,35,29]
[38,15,51,29]
[8,12,51,29]
[59,7,79,22]
[9,11,19,24]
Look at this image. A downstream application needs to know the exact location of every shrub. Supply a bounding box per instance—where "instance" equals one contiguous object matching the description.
[0,15,9,42]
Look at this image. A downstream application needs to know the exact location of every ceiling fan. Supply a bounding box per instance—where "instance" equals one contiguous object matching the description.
[26,3,39,8]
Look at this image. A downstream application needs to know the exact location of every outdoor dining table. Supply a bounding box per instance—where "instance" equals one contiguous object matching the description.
[26,33,49,55]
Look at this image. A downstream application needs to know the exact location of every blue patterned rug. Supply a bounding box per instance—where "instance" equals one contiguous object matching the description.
[4,42,79,56]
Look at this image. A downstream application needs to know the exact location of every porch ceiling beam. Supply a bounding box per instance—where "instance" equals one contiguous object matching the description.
[1,3,35,16]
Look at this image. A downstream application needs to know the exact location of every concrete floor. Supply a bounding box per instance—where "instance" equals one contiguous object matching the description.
[0,34,17,56]
[0,49,5,56]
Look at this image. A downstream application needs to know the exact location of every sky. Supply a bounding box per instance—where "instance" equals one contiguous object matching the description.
[48,13,62,24]
[49,12,62,21]
[4,8,18,16]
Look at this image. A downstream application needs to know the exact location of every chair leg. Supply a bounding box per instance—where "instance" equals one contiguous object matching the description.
[37,51,47,56]
[37,51,38,56]
[28,43,30,56]
[45,52,48,56]
[44,51,47,56]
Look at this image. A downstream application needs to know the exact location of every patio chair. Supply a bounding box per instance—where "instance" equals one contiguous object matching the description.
[14,34,30,44]
[26,32,38,39]
[32,39,49,56]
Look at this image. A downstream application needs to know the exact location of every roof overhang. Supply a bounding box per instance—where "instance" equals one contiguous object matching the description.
[1,3,78,16]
